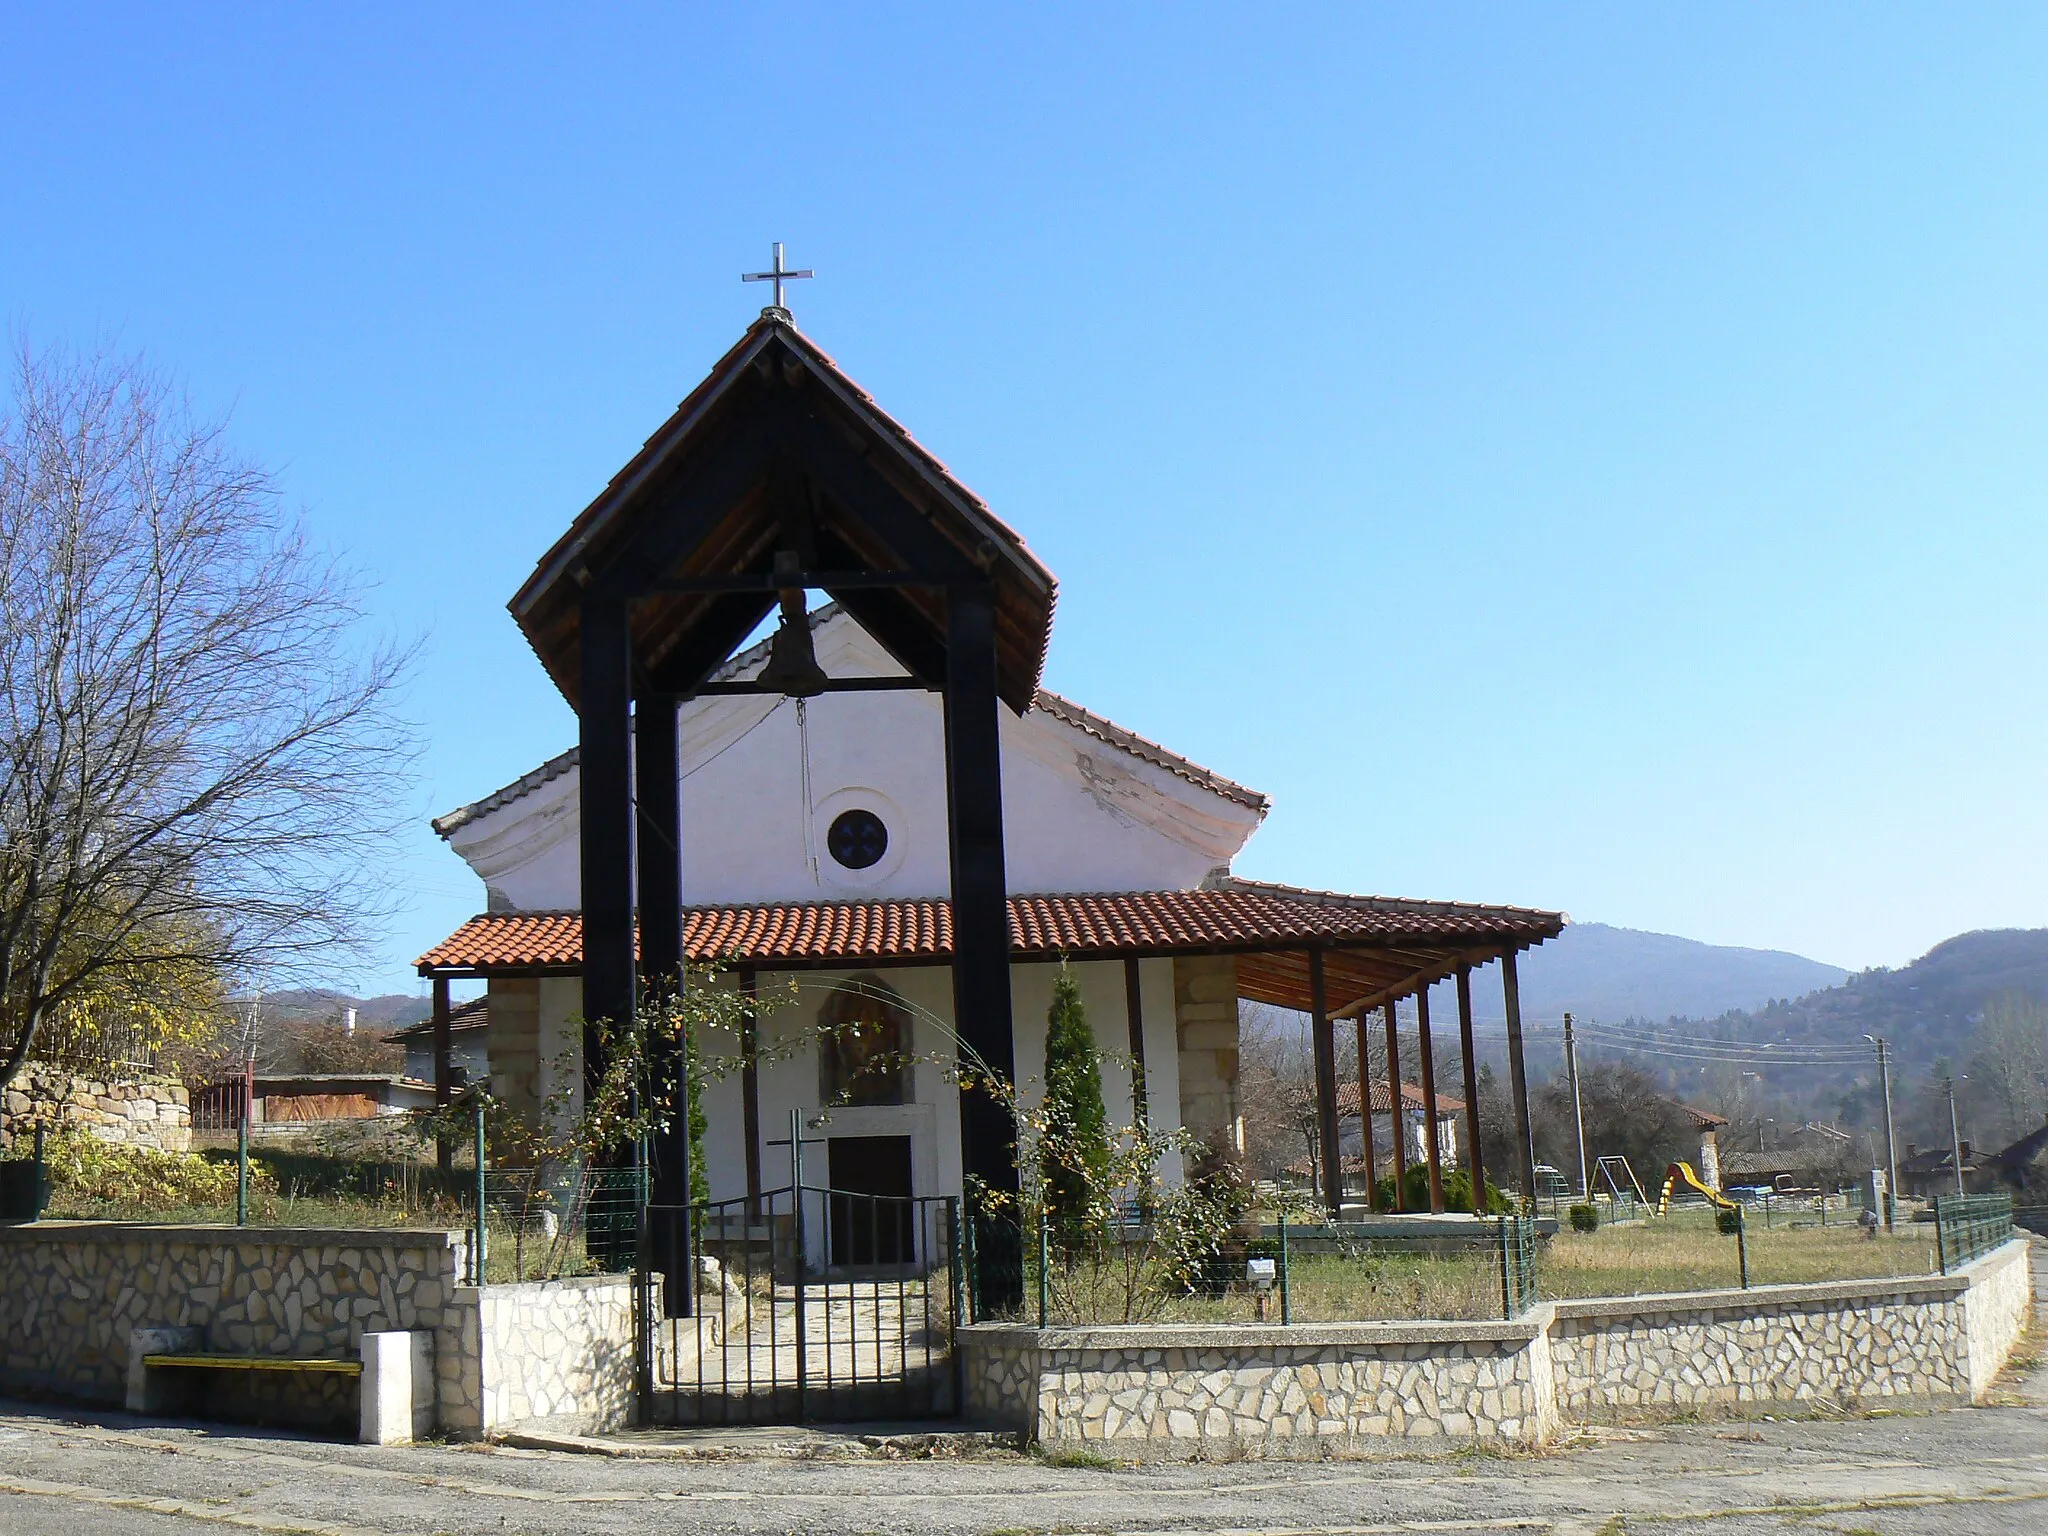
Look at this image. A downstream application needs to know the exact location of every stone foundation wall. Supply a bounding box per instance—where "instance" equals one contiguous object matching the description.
[1549,1282,1969,1412]
[1961,1237,2034,1401]
[437,1275,637,1437]
[3,1066,191,1152]
[962,1240,2032,1458]
[967,1321,1555,1455]
[0,1224,466,1418]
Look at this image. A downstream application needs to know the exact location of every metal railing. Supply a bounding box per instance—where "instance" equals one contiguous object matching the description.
[643,1187,962,1425]
[1932,1192,2014,1273]
[968,1210,1545,1326]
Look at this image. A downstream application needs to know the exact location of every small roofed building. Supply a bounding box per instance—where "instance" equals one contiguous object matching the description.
[387,997,489,1089]
[1898,1139,1980,1199]
[414,304,1565,1237]
[1336,1079,1465,1174]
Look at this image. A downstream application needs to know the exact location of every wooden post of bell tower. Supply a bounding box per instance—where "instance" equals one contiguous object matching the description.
[944,581,1022,1307]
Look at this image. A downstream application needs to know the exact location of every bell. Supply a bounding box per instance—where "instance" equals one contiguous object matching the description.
[756,589,828,698]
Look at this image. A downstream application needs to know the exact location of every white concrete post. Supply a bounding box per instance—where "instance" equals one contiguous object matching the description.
[125,1326,202,1414]
[359,1330,434,1444]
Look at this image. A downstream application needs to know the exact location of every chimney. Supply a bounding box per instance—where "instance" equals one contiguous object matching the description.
[1905,1142,1918,1160]
[343,1006,357,1038]
[1960,1140,1972,1164]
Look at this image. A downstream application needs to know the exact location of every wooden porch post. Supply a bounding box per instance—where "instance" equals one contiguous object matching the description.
[432,975,452,1175]
[740,967,762,1218]
[1353,1015,1378,1212]
[1309,949,1342,1220]
[1416,985,1444,1214]
[1502,949,1538,1206]
[943,583,1020,1301]
[1384,1003,1407,1211]
[1123,957,1148,1124]
[1456,966,1487,1215]
[578,596,637,1104]
[636,693,689,1218]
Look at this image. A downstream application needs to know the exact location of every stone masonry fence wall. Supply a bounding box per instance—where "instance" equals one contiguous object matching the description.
[961,1238,2033,1459]
[3,1066,191,1153]
[0,1223,640,1440]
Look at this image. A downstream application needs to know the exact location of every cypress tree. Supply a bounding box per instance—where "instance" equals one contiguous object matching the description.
[1040,964,1110,1254]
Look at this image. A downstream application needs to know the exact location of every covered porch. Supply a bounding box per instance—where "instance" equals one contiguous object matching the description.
[416,878,1562,1220]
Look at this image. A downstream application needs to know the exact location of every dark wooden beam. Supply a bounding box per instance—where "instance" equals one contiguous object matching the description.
[1385,1003,1407,1212]
[1417,985,1444,1214]
[782,404,981,584]
[1354,1014,1378,1212]
[589,418,772,603]
[1457,966,1487,1215]
[648,569,932,594]
[432,975,452,1176]
[740,967,762,1218]
[579,596,636,1104]
[1502,949,1538,1207]
[1309,948,1342,1220]
[1123,956,1148,1124]
[636,695,689,1225]
[640,592,777,700]
[826,583,952,692]
[680,676,927,698]
[943,583,1020,1304]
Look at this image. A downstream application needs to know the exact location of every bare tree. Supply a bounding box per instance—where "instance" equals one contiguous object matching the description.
[1533,1059,1694,1182]
[1237,1002,1324,1184]
[0,342,416,1091]
[1966,991,2048,1148]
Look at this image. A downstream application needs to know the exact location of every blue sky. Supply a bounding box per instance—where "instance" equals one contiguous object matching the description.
[5,6,2046,994]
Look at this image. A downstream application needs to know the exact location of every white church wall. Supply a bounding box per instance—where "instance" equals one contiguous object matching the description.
[665,958,1194,1207]
[445,613,1263,913]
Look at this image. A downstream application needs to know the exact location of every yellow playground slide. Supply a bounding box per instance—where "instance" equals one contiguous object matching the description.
[1658,1160,1737,1215]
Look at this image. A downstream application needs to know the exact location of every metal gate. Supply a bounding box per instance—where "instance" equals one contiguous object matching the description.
[642,1186,962,1425]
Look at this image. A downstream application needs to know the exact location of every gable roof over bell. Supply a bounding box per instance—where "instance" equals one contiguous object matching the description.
[510,311,1058,714]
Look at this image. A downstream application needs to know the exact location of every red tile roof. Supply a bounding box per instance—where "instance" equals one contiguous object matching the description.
[1335,1080,1466,1116]
[417,882,1563,987]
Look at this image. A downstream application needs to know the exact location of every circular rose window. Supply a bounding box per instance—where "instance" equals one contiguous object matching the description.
[826,808,889,871]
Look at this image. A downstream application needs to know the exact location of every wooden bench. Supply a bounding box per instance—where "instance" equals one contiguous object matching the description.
[141,1353,363,1379]
[128,1328,430,1445]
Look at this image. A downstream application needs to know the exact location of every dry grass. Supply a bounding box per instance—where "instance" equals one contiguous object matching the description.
[1029,1208,1947,1325]
[1540,1206,1939,1299]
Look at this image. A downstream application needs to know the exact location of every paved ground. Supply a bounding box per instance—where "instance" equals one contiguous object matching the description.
[4,1378,2047,1536]
[4,1252,2042,1536]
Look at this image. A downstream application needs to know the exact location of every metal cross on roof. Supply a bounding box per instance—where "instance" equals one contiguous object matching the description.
[741,241,814,312]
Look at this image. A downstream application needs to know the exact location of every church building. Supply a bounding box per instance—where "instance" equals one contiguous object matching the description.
[415,299,1563,1224]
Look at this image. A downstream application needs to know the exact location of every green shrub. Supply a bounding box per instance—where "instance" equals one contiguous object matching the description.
[1569,1202,1599,1233]
[1716,1206,1744,1236]
[1370,1165,1513,1215]
[42,1126,273,1210]
[1040,965,1111,1258]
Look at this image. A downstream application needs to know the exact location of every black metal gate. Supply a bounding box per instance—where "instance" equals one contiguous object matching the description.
[642,1186,962,1425]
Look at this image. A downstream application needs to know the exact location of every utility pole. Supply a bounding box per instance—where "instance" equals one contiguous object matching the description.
[1866,1035,1898,1231]
[1563,1012,1589,1202]
[1943,1075,1966,1199]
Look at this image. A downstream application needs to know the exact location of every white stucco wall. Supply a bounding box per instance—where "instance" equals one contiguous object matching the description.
[445,611,1264,912]
[521,956,1186,1209]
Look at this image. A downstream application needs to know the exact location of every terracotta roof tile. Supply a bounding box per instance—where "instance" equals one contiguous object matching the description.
[416,885,1563,975]
[1335,1080,1466,1116]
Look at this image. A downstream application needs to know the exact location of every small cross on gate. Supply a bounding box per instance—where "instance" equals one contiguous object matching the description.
[742,241,815,311]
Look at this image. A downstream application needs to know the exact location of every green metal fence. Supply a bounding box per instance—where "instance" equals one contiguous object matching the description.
[1499,1214,1540,1316]
[1931,1192,2013,1273]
